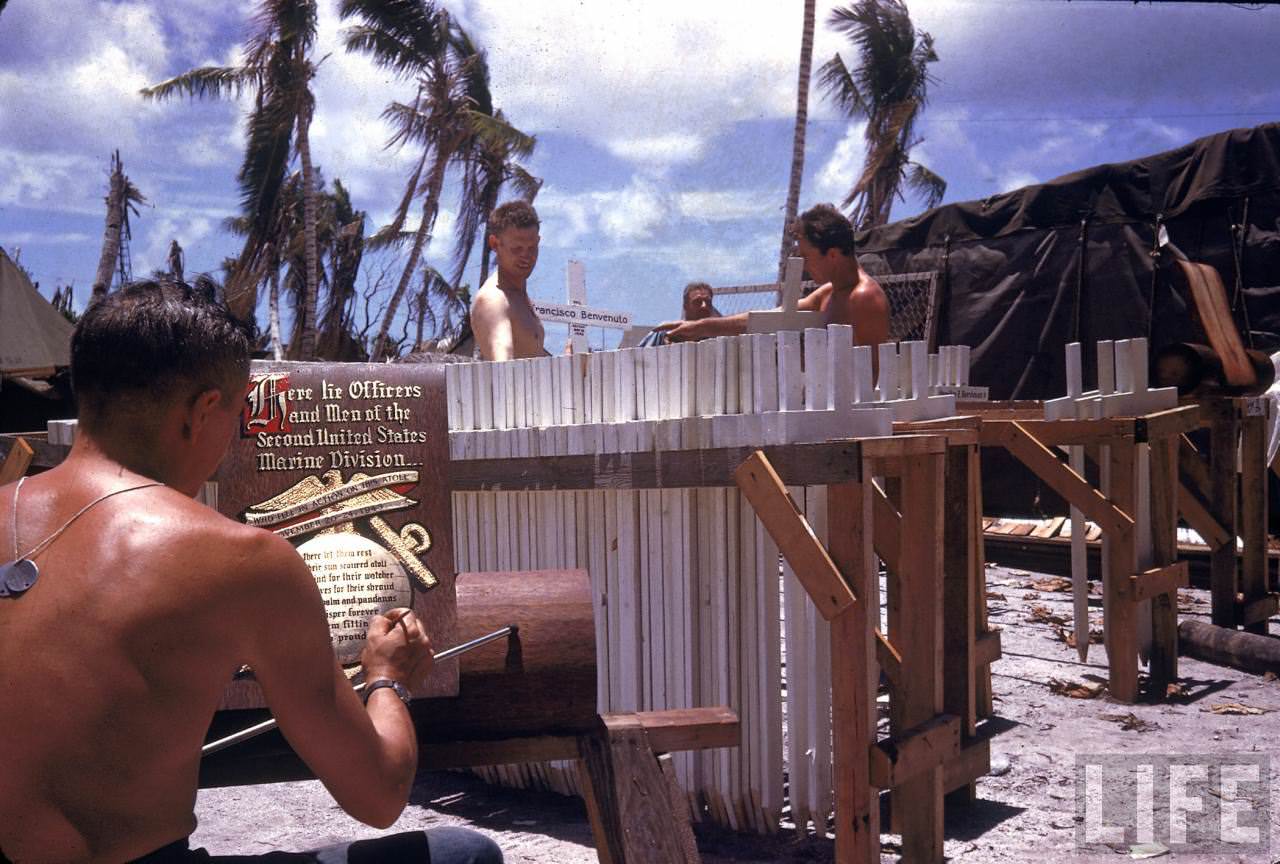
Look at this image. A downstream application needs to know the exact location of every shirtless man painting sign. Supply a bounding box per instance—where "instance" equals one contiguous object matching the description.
[471,201,549,361]
[0,279,501,864]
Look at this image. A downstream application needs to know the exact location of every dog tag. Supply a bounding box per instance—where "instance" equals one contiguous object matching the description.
[0,559,39,597]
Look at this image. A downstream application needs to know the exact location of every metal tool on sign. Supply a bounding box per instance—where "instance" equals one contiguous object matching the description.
[202,624,519,756]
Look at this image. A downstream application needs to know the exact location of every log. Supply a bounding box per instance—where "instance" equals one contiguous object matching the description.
[1153,342,1275,397]
[1179,619,1280,677]
[200,568,597,786]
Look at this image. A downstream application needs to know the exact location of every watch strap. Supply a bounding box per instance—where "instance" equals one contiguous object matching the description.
[362,678,411,707]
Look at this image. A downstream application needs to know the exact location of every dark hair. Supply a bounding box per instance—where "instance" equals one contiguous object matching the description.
[72,276,255,421]
[488,200,540,236]
[682,282,713,303]
[790,203,857,256]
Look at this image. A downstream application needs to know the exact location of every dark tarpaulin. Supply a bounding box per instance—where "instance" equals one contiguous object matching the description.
[855,123,1280,402]
[852,124,1280,516]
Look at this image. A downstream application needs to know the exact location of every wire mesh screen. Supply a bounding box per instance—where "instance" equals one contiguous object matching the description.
[878,271,941,348]
[710,283,783,317]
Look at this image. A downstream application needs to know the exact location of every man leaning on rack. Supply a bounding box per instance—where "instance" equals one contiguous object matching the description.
[657,203,889,349]
[0,278,501,864]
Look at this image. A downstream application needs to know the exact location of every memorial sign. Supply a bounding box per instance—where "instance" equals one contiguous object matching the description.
[212,360,456,709]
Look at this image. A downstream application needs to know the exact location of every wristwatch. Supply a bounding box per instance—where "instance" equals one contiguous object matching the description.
[362,678,412,708]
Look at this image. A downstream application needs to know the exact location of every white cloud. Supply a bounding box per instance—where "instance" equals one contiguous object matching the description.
[0,231,93,246]
[463,0,851,173]
[996,170,1039,194]
[135,213,218,277]
[676,189,775,222]
[814,121,867,204]
[606,133,707,169]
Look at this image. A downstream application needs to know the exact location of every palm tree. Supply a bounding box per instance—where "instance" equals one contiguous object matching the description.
[818,0,945,230]
[779,0,817,279]
[142,0,322,357]
[341,0,535,359]
[91,151,146,301]
[450,109,541,289]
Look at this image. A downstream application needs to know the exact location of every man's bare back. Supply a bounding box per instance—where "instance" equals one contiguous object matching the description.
[0,280,457,864]
[0,473,290,862]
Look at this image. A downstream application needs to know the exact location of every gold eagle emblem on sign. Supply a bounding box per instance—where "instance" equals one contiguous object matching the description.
[243,469,437,591]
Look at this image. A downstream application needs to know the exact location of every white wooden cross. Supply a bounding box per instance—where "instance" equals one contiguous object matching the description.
[532,260,633,353]
[874,340,956,421]
[745,257,824,335]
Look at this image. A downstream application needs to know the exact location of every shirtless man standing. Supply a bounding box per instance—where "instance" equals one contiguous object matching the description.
[658,204,889,349]
[471,201,548,361]
[0,279,501,864]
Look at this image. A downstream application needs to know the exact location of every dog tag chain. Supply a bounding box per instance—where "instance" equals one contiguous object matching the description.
[1,478,164,598]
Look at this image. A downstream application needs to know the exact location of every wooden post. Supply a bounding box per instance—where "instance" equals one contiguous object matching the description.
[1207,400,1239,627]
[895,451,946,861]
[970,444,995,720]
[1240,407,1269,635]
[943,442,978,803]
[1148,435,1180,691]
[827,480,879,864]
[1106,443,1139,703]
[578,714,702,864]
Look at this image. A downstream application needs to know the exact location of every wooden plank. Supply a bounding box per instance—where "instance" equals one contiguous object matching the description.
[979,416,1133,446]
[875,630,902,687]
[943,443,979,737]
[1030,515,1066,539]
[733,450,856,620]
[579,714,704,864]
[450,439,864,491]
[1176,259,1256,387]
[1127,562,1190,603]
[867,714,961,791]
[944,738,992,794]
[1148,435,1180,691]
[1135,404,1201,443]
[1207,400,1239,627]
[0,435,66,472]
[0,437,34,484]
[657,754,700,864]
[1241,594,1280,629]
[1240,412,1269,635]
[971,445,995,721]
[826,481,879,864]
[1179,433,1214,499]
[1106,443,1140,703]
[895,452,946,862]
[860,433,947,461]
[974,630,1002,668]
[1178,482,1233,549]
[990,420,1134,538]
[870,481,902,574]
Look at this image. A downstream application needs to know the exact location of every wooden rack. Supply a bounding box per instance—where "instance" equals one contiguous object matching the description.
[1181,397,1278,633]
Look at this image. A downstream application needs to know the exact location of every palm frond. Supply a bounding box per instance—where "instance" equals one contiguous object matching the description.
[507,164,543,201]
[906,161,946,209]
[140,66,256,101]
[340,0,445,76]
[463,109,535,160]
[817,52,864,117]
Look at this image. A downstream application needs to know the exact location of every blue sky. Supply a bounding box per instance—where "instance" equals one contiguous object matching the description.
[1,0,1277,350]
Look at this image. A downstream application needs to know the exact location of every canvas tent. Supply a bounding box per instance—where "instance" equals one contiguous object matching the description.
[855,123,1280,401]
[0,247,73,376]
[853,124,1280,517]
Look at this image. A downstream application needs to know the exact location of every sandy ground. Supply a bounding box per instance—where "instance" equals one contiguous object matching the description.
[193,564,1280,862]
